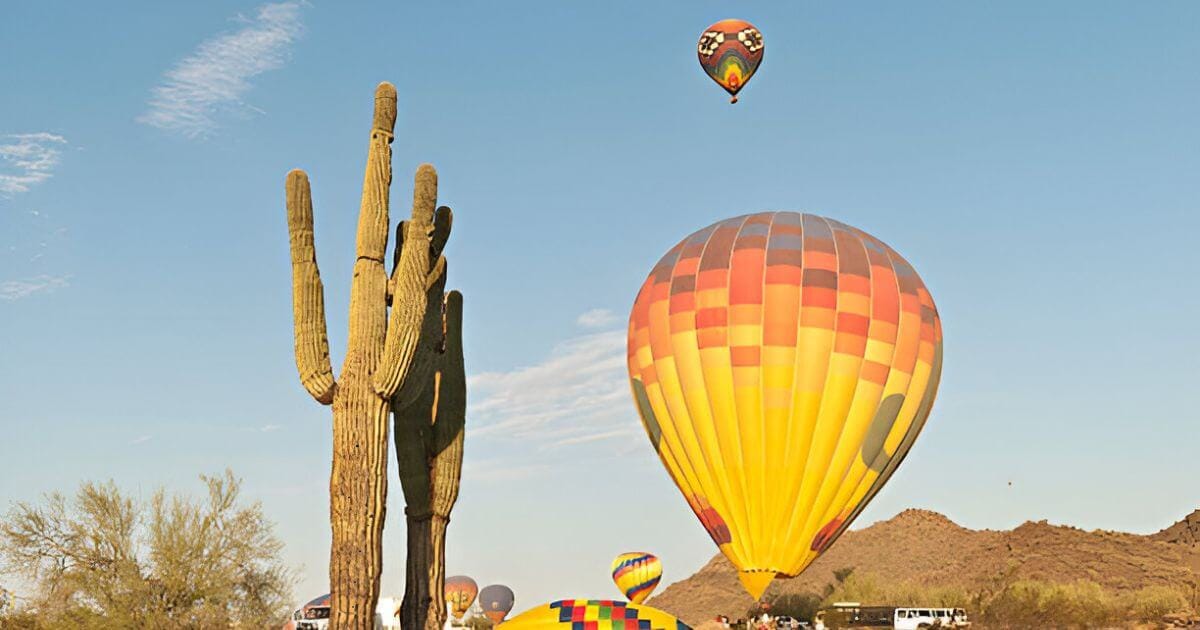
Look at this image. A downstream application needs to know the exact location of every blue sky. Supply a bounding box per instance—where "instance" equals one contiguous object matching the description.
[2,0,1199,612]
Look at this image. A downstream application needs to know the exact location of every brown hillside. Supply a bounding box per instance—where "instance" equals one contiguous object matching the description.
[1154,510,1200,545]
[649,509,1200,625]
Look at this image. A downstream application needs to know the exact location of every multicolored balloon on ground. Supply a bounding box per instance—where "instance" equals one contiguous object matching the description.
[445,575,479,621]
[626,212,943,600]
[480,584,516,623]
[610,552,663,604]
[696,19,764,104]
[497,600,690,630]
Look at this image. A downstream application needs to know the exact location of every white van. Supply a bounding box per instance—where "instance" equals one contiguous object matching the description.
[893,607,969,629]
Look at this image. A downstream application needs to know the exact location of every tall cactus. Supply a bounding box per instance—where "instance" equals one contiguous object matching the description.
[285,82,462,630]
[393,273,466,630]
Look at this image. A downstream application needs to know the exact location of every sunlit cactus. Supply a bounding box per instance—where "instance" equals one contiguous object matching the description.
[284,81,464,630]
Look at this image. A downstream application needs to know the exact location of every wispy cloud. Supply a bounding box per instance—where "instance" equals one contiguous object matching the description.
[463,459,552,484]
[139,1,305,139]
[576,308,619,330]
[130,435,153,445]
[468,321,641,450]
[0,133,67,195]
[556,427,641,447]
[240,423,284,433]
[0,274,70,301]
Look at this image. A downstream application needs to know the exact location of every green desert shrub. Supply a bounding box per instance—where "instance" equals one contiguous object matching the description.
[823,572,968,609]
[763,593,823,622]
[1122,585,1190,622]
[816,571,1195,628]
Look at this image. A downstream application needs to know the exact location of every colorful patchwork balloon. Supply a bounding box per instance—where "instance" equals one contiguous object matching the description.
[445,575,479,621]
[697,19,764,104]
[497,600,690,630]
[480,584,516,623]
[626,212,943,600]
[610,552,663,604]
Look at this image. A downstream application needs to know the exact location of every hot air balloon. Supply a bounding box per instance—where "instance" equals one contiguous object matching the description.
[626,212,943,600]
[498,600,690,630]
[697,19,764,104]
[610,552,662,604]
[445,576,479,622]
[480,584,516,624]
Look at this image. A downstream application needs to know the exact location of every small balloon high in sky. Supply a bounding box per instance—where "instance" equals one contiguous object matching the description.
[696,19,765,104]
[626,212,943,599]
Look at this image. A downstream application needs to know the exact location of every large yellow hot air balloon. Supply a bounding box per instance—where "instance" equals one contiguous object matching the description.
[626,212,943,600]
[610,552,662,604]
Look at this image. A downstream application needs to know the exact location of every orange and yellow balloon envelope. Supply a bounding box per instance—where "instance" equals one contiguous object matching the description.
[498,600,690,630]
[697,19,764,104]
[610,552,663,604]
[445,575,479,621]
[626,212,943,599]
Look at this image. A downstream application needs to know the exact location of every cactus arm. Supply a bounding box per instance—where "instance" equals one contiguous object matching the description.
[394,374,436,518]
[386,220,410,306]
[391,262,447,407]
[343,82,397,365]
[430,206,453,261]
[431,290,466,453]
[286,169,336,405]
[372,164,438,397]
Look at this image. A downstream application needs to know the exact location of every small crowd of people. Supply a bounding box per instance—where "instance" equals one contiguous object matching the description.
[714,613,805,630]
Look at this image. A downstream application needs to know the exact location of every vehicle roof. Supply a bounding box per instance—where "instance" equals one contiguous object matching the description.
[304,593,332,609]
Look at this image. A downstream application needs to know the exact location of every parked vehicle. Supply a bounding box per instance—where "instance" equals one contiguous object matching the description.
[813,604,970,629]
[284,593,330,630]
[282,594,402,630]
[894,607,970,629]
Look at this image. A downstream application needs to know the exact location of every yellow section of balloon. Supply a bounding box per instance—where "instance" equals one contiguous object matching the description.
[498,600,689,630]
[626,212,943,599]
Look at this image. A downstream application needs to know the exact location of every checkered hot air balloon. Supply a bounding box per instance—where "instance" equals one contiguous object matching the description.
[697,19,764,104]
[626,212,943,600]
[497,600,690,630]
[610,552,662,604]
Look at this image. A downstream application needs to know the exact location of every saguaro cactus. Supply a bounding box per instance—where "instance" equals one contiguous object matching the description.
[393,269,466,630]
[285,82,462,630]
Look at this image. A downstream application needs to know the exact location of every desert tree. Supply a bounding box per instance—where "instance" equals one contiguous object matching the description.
[0,470,294,629]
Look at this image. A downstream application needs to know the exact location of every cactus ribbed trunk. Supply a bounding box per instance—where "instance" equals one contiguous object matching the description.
[285,81,464,630]
[400,436,463,630]
[328,372,390,627]
[325,83,397,628]
[396,289,466,630]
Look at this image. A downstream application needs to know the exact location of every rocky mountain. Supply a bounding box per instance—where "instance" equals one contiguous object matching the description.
[1154,510,1200,545]
[649,509,1200,625]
